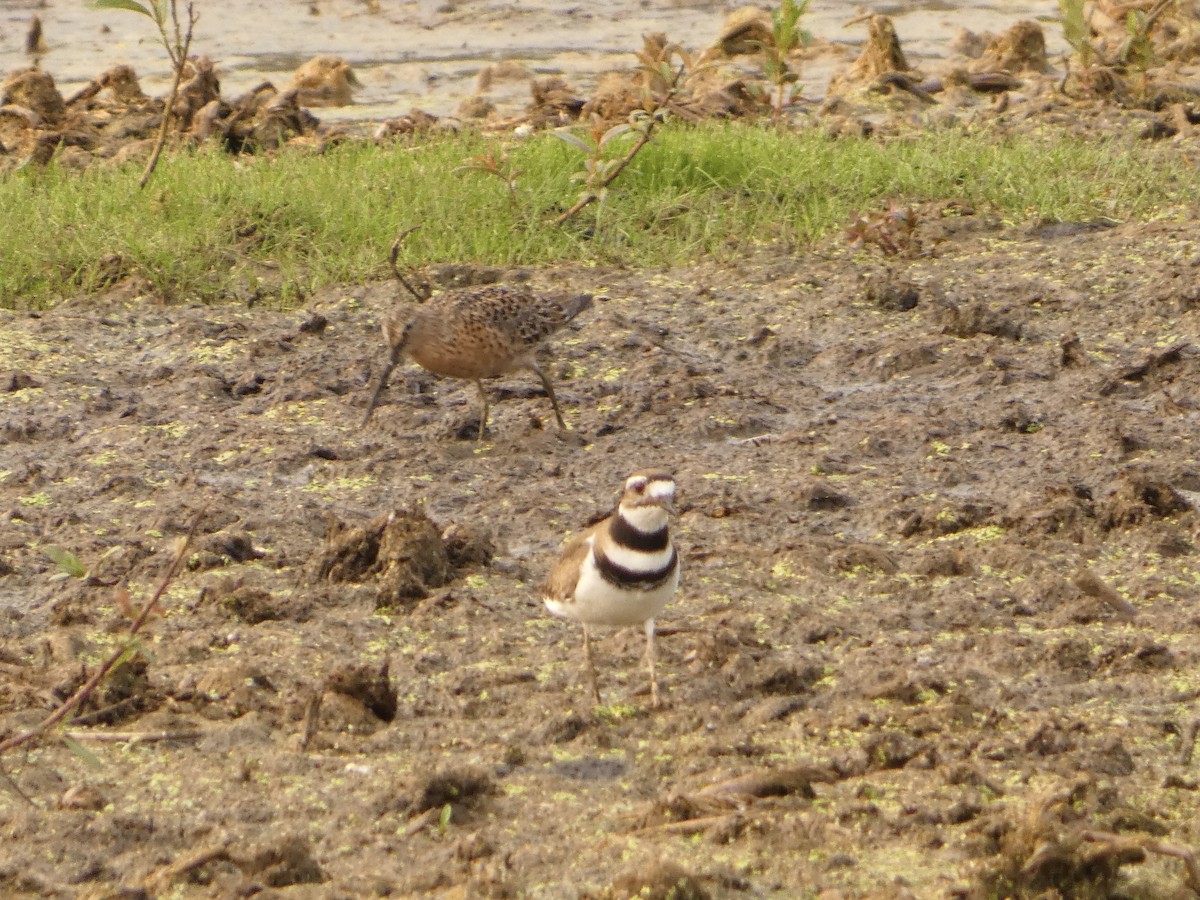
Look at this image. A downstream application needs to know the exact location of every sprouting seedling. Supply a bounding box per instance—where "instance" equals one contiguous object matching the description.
[88,0,194,76]
[454,145,524,218]
[844,201,920,257]
[1120,0,1173,89]
[757,0,812,120]
[1056,0,1120,97]
[633,34,713,98]
[1058,0,1097,72]
[553,115,650,224]
[45,545,134,594]
[438,803,453,833]
[553,38,703,226]
[1122,10,1155,91]
[46,546,87,580]
[87,0,198,188]
[0,512,203,779]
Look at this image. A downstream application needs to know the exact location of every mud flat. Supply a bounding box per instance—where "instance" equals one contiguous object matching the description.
[3,203,1200,894]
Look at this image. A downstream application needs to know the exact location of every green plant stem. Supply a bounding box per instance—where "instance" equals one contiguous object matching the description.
[139,1,196,189]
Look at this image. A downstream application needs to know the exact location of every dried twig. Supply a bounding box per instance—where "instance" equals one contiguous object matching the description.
[0,761,37,807]
[143,844,232,893]
[299,690,324,751]
[1082,830,1200,896]
[62,730,202,744]
[67,696,143,727]
[0,511,203,757]
[1180,717,1200,767]
[1147,840,1200,895]
[638,813,743,836]
[1073,569,1138,621]
[697,766,823,799]
[399,806,441,838]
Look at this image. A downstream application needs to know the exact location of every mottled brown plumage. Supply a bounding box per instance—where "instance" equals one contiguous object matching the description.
[361,284,592,438]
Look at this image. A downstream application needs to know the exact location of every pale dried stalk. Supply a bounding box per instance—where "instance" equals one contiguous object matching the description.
[62,730,202,744]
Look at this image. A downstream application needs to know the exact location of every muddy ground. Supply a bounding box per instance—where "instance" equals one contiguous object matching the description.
[3,204,1200,898]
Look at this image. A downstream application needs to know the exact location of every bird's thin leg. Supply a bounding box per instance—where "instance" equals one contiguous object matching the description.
[582,626,601,705]
[473,378,489,441]
[644,618,659,709]
[530,363,567,430]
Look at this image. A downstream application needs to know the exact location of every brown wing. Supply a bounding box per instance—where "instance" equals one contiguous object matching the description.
[539,521,604,602]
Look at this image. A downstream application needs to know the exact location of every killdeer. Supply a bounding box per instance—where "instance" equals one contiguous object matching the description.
[541,471,680,708]
[361,281,592,439]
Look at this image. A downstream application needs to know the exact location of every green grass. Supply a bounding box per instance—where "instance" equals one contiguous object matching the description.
[2,121,1195,309]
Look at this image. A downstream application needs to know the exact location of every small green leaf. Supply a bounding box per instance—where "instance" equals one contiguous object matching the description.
[62,736,105,770]
[551,129,592,153]
[87,0,156,18]
[46,546,87,579]
[438,803,452,830]
[599,124,633,147]
[113,643,144,669]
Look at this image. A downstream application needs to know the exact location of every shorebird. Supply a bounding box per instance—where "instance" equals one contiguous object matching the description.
[541,471,680,708]
[361,244,592,439]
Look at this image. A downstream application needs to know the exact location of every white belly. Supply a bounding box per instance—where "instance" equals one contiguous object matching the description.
[544,550,679,627]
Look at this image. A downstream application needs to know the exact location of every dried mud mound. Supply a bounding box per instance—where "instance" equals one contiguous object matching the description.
[3,213,1200,896]
[7,9,1200,174]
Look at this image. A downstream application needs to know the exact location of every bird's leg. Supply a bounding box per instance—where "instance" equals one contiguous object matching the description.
[582,625,601,705]
[473,378,489,441]
[530,363,567,430]
[644,618,659,709]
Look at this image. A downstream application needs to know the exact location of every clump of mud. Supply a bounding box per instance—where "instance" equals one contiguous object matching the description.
[6,3,1200,173]
[316,507,456,607]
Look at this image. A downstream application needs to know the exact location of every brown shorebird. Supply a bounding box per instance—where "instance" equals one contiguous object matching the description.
[541,471,680,708]
[361,246,592,438]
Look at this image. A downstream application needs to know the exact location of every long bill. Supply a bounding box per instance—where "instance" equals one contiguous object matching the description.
[361,344,402,427]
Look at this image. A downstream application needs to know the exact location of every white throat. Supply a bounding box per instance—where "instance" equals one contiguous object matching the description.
[620,504,669,532]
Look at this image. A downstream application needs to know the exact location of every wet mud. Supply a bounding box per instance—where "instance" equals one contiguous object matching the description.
[3,207,1200,896]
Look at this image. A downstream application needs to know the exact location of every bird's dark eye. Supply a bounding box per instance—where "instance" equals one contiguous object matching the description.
[631,480,646,494]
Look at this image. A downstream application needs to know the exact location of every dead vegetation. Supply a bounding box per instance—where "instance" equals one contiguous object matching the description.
[5,0,1199,178]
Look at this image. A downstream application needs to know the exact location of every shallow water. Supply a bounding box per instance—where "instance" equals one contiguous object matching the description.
[1,0,1064,120]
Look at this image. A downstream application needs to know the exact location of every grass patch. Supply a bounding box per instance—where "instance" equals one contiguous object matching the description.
[2,121,1195,309]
